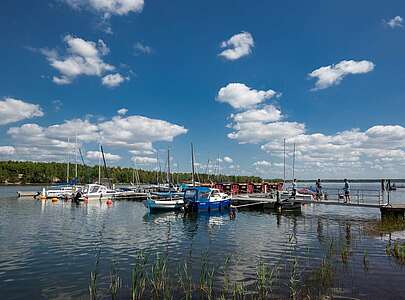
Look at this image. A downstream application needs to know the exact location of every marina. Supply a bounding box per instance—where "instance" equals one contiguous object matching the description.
[2,182,405,299]
[2,1,405,299]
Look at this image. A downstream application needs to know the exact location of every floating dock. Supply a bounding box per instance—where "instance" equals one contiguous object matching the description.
[17,191,40,198]
[231,192,405,218]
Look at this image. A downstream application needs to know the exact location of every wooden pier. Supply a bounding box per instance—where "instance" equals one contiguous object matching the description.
[231,193,405,219]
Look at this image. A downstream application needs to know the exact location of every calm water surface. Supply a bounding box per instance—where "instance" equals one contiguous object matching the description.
[1,184,405,299]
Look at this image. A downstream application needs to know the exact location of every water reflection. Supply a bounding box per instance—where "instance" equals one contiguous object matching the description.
[1,186,405,299]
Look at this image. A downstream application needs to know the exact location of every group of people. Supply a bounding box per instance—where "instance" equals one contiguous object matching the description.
[291,178,351,203]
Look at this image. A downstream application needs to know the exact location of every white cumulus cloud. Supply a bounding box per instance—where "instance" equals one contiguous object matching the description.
[131,156,157,165]
[223,156,233,163]
[102,73,128,87]
[230,105,282,123]
[253,160,271,167]
[42,35,115,85]
[64,0,144,17]
[0,98,44,125]
[217,83,278,109]
[0,146,16,156]
[228,121,305,144]
[309,60,375,90]
[86,150,121,161]
[133,42,152,55]
[99,115,188,146]
[6,113,187,163]
[385,16,403,28]
[219,31,254,60]
[117,108,128,115]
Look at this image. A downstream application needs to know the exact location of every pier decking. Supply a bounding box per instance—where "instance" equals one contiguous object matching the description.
[231,193,405,218]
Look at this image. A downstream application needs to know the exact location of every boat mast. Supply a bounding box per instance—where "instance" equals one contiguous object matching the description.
[217,154,220,180]
[78,148,88,183]
[75,131,78,180]
[98,143,101,184]
[67,137,70,184]
[292,142,296,180]
[283,138,286,186]
[166,148,171,186]
[206,159,210,183]
[156,151,159,186]
[191,143,195,186]
[100,144,110,188]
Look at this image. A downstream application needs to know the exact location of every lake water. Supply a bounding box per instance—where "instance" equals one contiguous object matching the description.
[1,184,405,299]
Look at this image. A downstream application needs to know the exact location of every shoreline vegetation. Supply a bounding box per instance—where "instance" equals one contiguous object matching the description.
[0,161,263,185]
[1,160,404,186]
[88,222,405,300]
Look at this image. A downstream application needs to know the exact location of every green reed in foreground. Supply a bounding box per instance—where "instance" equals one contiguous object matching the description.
[87,251,344,300]
[386,240,405,264]
[88,224,405,300]
[366,217,405,235]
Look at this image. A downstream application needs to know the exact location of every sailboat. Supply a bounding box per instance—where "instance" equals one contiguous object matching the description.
[43,137,76,199]
[79,145,116,202]
[144,148,184,212]
[278,141,311,208]
[183,144,231,212]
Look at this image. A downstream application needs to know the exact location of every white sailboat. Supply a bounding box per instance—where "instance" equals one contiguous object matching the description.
[80,184,116,201]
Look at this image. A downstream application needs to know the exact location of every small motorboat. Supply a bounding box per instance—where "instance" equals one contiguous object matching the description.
[44,185,75,198]
[183,187,231,212]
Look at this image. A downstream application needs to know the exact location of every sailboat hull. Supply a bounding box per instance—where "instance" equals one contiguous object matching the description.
[144,198,184,212]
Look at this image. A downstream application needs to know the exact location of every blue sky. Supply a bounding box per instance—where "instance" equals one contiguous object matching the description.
[1,0,405,179]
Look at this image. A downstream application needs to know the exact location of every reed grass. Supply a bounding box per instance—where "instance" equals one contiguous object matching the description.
[386,240,405,264]
[109,261,121,300]
[232,281,245,300]
[176,261,192,300]
[131,252,147,300]
[340,244,349,264]
[289,258,300,300]
[366,217,405,235]
[363,250,369,271]
[86,239,357,300]
[89,248,101,300]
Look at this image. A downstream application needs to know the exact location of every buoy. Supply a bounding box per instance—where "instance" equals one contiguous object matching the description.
[106,199,113,206]
[40,195,47,200]
[51,198,58,202]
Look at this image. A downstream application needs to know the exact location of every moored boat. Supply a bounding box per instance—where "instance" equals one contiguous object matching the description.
[80,184,116,201]
[44,185,75,198]
[144,195,184,212]
[183,187,231,212]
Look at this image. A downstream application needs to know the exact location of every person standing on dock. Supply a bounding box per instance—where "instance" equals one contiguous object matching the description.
[316,179,322,200]
[343,179,350,203]
[292,179,297,199]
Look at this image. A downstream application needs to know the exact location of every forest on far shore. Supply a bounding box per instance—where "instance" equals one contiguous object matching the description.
[0,161,265,185]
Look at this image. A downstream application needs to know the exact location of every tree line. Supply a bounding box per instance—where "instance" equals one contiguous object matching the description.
[0,160,263,185]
